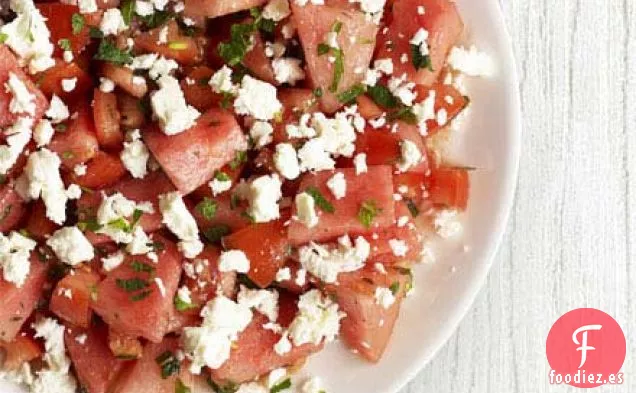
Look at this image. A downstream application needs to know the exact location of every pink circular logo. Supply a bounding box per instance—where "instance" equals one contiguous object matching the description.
[546,308,626,388]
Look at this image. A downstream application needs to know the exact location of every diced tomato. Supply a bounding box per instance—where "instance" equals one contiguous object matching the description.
[91,235,182,342]
[272,88,319,144]
[376,0,463,86]
[243,31,276,85]
[93,89,124,150]
[0,255,48,342]
[25,200,58,241]
[50,269,100,328]
[101,63,148,98]
[0,46,48,127]
[37,4,91,57]
[134,21,202,66]
[293,3,378,113]
[366,224,423,265]
[425,166,470,210]
[180,66,223,112]
[36,61,93,105]
[288,166,396,245]
[223,219,288,288]
[181,246,237,308]
[107,329,143,360]
[192,192,251,235]
[65,324,125,393]
[48,105,99,169]
[347,122,429,173]
[109,337,204,393]
[117,92,147,130]
[143,107,248,195]
[0,336,42,371]
[210,312,322,385]
[184,0,266,19]
[325,266,410,362]
[66,151,126,189]
[0,184,26,233]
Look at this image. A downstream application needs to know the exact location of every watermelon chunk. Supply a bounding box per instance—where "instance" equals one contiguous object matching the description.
[93,88,124,150]
[108,328,144,360]
[48,105,100,170]
[65,151,126,190]
[91,235,182,342]
[376,0,463,86]
[25,200,58,240]
[292,3,379,113]
[144,107,248,195]
[65,324,125,393]
[0,45,48,128]
[0,335,42,370]
[181,246,237,308]
[242,31,276,85]
[50,269,100,328]
[0,184,26,233]
[101,63,148,99]
[181,66,223,112]
[134,21,202,66]
[184,0,266,19]
[288,166,396,245]
[36,61,93,105]
[425,166,470,210]
[37,4,92,57]
[325,266,410,362]
[0,254,48,342]
[210,312,322,384]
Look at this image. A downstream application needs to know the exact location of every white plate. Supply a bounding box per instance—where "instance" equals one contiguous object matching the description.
[1,0,520,391]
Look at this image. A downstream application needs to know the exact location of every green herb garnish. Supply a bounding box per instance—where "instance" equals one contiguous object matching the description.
[337,83,365,104]
[131,260,155,274]
[77,218,102,232]
[305,187,335,214]
[120,0,135,26]
[358,200,381,228]
[196,198,218,220]
[229,150,247,169]
[405,198,419,217]
[203,224,231,244]
[174,295,196,312]
[389,281,400,295]
[313,87,323,98]
[410,44,433,71]
[329,48,344,92]
[116,278,150,292]
[137,10,174,29]
[89,27,104,39]
[217,23,256,66]
[71,13,85,35]
[270,378,292,393]
[215,171,230,181]
[130,290,152,301]
[387,106,417,124]
[155,350,180,379]
[317,43,330,56]
[367,84,399,108]
[207,378,239,393]
[94,39,133,65]
[175,378,191,393]
[0,33,8,44]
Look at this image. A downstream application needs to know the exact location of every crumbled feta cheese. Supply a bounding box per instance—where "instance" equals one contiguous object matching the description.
[301,377,324,393]
[234,75,282,121]
[434,209,463,238]
[436,108,448,126]
[298,235,370,283]
[326,172,346,199]
[47,227,95,266]
[96,192,138,243]
[65,184,82,200]
[33,119,54,147]
[353,0,386,14]
[157,25,169,44]
[126,226,155,256]
[135,0,153,16]
[417,5,425,14]
[148,57,179,80]
[209,65,236,94]
[5,72,36,115]
[374,58,394,75]
[154,277,166,297]
[237,286,279,322]
[287,289,343,346]
[236,383,268,393]
[0,0,55,74]
[272,57,305,85]
[265,41,286,58]
[374,287,396,309]
[45,95,70,123]
[396,139,422,172]
[262,0,290,21]
[273,143,300,180]
[374,262,387,274]
[61,77,77,92]
[16,148,69,224]
[0,117,32,175]
[295,192,319,228]
[273,333,292,355]
[120,130,150,179]
[177,285,193,304]
[285,113,316,139]
[151,75,200,135]
[0,231,36,287]
[63,50,74,63]
[100,8,128,36]
[267,368,287,388]
[183,296,253,373]
[78,0,98,12]
[353,153,368,175]
[447,46,495,77]
[159,192,203,258]
[412,89,436,135]
[397,215,409,227]
[101,251,125,272]
[32,317,72,372]
[388,238,408,257]
[250,121,274,148]
[295,268,307,286]
[325,31,339,49]
[245,174,282,223]
[410,28,429,58]
[218,250,250,273]
[388,75,416,106]
[275,267,291,282]
[297,138,335,172]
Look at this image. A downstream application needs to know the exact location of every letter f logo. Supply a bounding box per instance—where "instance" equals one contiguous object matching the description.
[572,324,602,368]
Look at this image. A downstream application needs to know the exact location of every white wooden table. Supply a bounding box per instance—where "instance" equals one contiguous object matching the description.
[402,0,636,391]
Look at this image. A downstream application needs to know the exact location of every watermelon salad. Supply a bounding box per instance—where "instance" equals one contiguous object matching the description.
[0,0,494,391]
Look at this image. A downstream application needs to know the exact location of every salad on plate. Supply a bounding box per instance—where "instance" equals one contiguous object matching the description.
[0,0,493,391]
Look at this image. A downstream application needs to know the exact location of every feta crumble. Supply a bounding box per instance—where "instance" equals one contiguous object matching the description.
[374,287,396,309]
[388,238,408,257]
[0,117,33,175]
[5,72,36,115]
[353,153,368,175]
[101,251,125,272]
[151,75,200,135]
[295,192,319,228]
[159,192,204,258]
[45,95,70,124]
[234,75,282,121]
[273,143,300,180]
[120,130,150,179]
[326,172,346,199]
[272,57,305,85]
[434,209,463,239]
[33,119,54,147]
[263,0,291,21]
[396,139,422,172]
[46,227,95,266]
[298,235,370,283]
[0,231,37,287]
[218,250,250,273]
[447,46,495,77]
[209,65,236,94]
[237,285,279,322]
[100,8,128,36]
[249,121,274,148]
[286,289,343,346]
[245,174,282,223]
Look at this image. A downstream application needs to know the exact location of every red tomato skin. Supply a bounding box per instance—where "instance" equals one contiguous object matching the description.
[376,0,463,86]
[66,151,126,189]
[288,166,396,246]
[93,89,124,150]
[0,255,48,342]
[0,184,26,233]
[0,46,48,128]
[65,325,125,393]
[50,270,101,328]
[223,219,289,288]
[143,107,248,195]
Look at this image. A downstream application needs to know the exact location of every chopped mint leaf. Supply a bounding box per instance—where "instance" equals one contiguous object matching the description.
[337,83,366,104]
[411,44,433,71]
[305,187,335,214]
[95,39,133,65]
[196,198,218,220]
[358,200,381,228]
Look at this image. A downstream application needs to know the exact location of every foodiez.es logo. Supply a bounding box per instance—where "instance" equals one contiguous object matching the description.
[546,308,626,388]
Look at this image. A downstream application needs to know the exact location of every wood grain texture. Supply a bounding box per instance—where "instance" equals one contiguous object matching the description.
[402,0,636,392]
